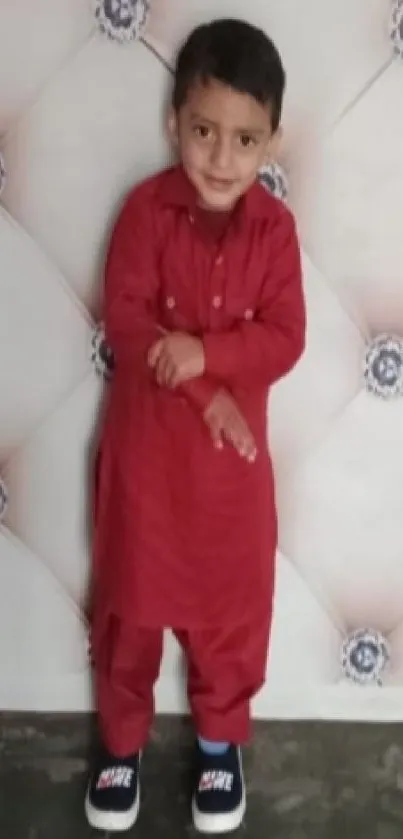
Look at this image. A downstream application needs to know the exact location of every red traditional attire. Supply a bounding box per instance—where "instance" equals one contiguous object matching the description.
[91,166,305,754]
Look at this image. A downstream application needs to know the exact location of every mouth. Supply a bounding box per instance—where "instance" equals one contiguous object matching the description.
[204,175,235,192]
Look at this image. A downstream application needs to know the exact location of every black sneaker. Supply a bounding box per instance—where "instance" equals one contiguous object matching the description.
[192,743,246,834]
[85,747,141,832]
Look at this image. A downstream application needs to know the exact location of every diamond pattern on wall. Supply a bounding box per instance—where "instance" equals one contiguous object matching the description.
[1,39,169,311]
[300,62,403,336]
[277,392,403,635]
[0,0,94,132]
[0,210,91,454]
[3,375,102,606]
[0,530,89,710]
[1,0,403,718]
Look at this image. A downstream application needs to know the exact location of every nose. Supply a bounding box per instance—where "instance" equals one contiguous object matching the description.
[210,135,231,170]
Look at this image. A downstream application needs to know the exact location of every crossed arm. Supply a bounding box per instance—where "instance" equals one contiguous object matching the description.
[103,192,219,413]
[104,190,306,451]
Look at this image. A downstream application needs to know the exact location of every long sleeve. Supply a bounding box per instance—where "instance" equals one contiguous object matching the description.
[104,186,220,411]
[203,209,306,389]
[103,189,161,378]
[181,375,219,412]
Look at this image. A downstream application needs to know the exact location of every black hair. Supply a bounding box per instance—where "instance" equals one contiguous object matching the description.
[172,18,286,132]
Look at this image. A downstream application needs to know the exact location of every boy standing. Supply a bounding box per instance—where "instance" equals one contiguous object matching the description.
[86,18,306,835]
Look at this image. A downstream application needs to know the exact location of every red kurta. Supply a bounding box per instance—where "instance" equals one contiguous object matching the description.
[91,165,305,650]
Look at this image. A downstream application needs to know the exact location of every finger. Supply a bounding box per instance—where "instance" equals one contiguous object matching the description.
[225,427,245,456]
[148,339,164,368]
[156,354,171,386]
[246,442,258,463]
[207,417,224,450]
[236,424,257,461]
[164,358,179,389]
[222,413,245,454]
[226,422,257,461]
[240,433,257,462]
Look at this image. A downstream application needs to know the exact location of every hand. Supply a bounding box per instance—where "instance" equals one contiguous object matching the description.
[204,390,257,462]
[148,332,205,388]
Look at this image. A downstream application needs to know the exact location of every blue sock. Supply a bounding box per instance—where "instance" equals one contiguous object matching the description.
[198,737,229,756]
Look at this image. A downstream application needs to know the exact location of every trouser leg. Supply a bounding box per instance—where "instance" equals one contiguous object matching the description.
[175,615,271,744]
[95,615,163,756]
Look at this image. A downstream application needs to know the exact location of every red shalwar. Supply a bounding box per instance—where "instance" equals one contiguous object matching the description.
[91,165,306,756]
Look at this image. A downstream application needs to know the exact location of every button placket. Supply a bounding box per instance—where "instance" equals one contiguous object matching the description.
[211,250,225,322]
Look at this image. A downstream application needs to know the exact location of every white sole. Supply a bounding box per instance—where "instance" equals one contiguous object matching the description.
[85,779,140,832]
[192,748,246,834]
[192,790,246,834]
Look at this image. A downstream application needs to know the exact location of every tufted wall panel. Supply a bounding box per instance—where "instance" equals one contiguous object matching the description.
[1,0,403,720]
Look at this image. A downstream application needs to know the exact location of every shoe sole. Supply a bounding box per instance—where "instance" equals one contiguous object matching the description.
[192,791,246,834]
[192,748,246,834]
[84,781,140,832]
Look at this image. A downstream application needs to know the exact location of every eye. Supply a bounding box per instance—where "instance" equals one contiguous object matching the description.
[194,124,210,139]
[239,134,255,148]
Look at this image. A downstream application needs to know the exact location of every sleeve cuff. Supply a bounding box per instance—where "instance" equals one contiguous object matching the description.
[181,375,219,412]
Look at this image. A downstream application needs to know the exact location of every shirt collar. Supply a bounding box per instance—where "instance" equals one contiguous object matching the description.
[158,165,270,222]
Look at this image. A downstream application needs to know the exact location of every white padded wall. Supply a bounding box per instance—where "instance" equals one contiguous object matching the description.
[1,0,403,719]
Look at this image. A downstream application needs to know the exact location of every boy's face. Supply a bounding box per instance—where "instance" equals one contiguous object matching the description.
[169,77,278,212]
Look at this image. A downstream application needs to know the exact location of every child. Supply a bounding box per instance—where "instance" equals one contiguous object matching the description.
[86,17,306,835]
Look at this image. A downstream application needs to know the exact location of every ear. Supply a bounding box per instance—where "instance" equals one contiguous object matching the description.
[166,106,179,147]
[264,125,283,164]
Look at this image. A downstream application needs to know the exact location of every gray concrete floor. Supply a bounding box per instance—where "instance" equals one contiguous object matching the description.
[1,714,403,838]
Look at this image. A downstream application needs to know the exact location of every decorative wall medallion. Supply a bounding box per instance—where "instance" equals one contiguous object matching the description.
[0,152,6,197]
[258,162,288,202]
[390,0,403,57]
[364,334,403,399]
[341,628,390,686]
[93,0,150,43]
[0,477,8,522]
[91,323,114,380]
